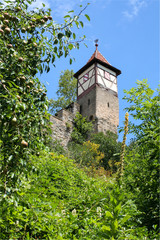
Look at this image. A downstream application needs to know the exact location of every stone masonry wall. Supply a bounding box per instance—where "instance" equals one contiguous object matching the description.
[77,86,96,120]
[50,102,80,148]
[50,115,72,148]
[96,86,119,134]
[50,87,119,148]
[77,85,119,134]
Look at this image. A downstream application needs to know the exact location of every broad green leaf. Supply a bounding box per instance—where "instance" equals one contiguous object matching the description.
[121,215,131,224]
[113,219,118,231]
[114,203,121,215]
[105,211,114,219]
[101,225,111,231]
[70,58,72,64]
[68,10,74,13]
[73,33,76,40]
[85,14,90,21]
[64,15,70,18]
[80,21,84,28]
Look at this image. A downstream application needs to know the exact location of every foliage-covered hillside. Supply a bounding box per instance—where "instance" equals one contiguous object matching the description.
[0,149,157,239]
[1,143,159,239]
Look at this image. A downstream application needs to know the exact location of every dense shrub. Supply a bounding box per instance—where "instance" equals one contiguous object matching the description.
[91,131,122,172]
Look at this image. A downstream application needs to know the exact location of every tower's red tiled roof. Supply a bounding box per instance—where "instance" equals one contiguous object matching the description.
[87,47,111,65]
[74,44,121,79]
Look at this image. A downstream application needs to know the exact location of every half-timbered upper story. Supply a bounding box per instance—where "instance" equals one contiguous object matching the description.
[74,44,121,99]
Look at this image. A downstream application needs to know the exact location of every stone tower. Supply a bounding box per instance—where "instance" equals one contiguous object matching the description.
[74,44,121,134]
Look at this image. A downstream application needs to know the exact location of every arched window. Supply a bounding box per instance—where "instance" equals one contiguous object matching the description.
[88,99,90,106]
[108,102,110,107]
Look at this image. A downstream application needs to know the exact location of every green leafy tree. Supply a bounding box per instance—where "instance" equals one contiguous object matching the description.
[0,0,90,191]
[91,131,122,172]
[0,0,90,237]
[50,69,77,114]
[123,79,160,231]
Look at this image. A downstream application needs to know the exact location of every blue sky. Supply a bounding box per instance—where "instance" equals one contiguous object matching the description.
[35,0,159,142]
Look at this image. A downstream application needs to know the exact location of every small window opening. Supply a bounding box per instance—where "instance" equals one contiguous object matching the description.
[80,105,82,114]
[88,99,90,106]
[89,115,94,121]
[108,102,110,107]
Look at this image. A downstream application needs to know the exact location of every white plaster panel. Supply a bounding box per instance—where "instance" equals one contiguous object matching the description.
[79,78,84,85]
[97,68,104,76]
[82,80,89,90]
[104,80,117,92]
[97,75,105,86]
[97,76,117,93]
[104,78,117,92]
[89,69,95,78]
[110,75,117,83]
[78,64,95,79]
[111,84,117,92]
[89,76,95,87]
[78,86,83,95]
[97,63,116,76]
[105,79,112,89]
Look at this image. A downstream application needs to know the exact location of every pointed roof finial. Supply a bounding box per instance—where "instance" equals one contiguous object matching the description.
[94,39,99,49]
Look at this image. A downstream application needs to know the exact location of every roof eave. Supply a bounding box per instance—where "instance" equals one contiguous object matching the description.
[74,58,121,78]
